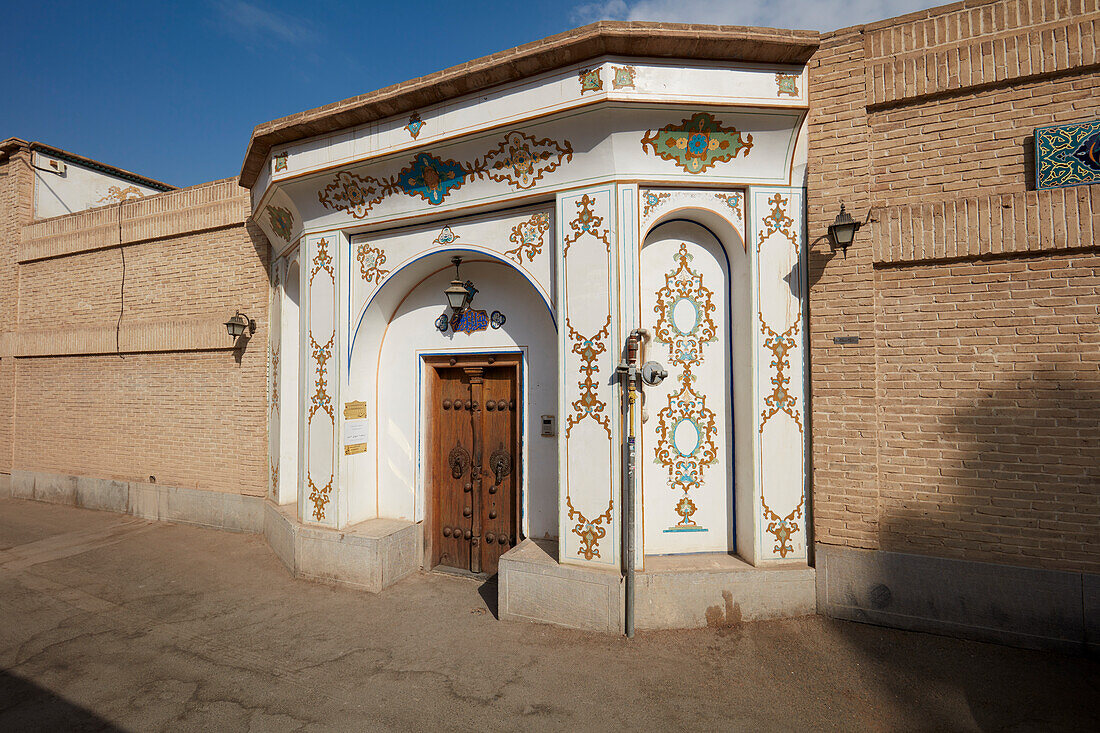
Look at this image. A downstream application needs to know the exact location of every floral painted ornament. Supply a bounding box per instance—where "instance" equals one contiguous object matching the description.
[641,112,753,174]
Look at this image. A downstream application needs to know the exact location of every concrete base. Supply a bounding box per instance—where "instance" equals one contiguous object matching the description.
[816,543,1100,655]
[636,553,816,629]
[9,469,418,595]
[10,469,263,533]
[499,539,624,633]
[499,539,815,633]
[263,501,419,593]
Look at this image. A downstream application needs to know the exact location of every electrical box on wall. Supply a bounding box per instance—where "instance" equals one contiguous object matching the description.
[540,414,556,437]
[31,151,67,175]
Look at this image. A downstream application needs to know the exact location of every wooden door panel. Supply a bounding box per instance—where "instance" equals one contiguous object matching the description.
[434,367,472,571]
[430,357,519,576]
[480,365,518,575]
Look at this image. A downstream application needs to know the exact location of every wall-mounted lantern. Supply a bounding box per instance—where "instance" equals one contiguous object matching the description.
[828,204,862,252]
[224,311,256,341]
[443,256,478,315]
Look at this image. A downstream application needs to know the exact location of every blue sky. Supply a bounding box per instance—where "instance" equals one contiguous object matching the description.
[2,0,939,188]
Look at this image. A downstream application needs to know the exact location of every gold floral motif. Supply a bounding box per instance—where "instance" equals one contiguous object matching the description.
[307,239,336,521]
[270,346,279,415]
[318,171,386,219]
[566,315,612,438]
[757,193,797,252]
[563,193,610,253]
[652,244,718,369]
[96,185,144,204]
[714,192,743,219]
[762,494,804,558]
[270,460,279,495]
[504,212,551,263]
[567,495,614,560]
[759,321,802,433]
[356,243,390,283]
[480,131,573,190]
[612,65,636,89]
[775,73,799,97]
[652,243,720,531]
[318,130,574,218]
[655,374,718,529]
[642,191,670,218]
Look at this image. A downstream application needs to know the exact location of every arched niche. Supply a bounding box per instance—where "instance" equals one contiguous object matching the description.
[637,210,753,562]
[344,250,559,540]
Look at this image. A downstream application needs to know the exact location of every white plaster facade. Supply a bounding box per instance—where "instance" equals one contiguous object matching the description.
[254,42,812,626]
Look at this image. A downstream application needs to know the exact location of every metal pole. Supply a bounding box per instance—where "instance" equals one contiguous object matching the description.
[619,331,642,638]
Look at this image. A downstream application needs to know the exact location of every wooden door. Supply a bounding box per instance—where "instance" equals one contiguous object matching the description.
[429,356,519,575]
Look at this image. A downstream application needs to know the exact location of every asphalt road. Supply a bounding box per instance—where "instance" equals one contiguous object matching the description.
[1,497,1097,732]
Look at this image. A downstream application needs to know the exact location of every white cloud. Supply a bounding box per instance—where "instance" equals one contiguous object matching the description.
[211,0,320,47]
[570,0,945,31]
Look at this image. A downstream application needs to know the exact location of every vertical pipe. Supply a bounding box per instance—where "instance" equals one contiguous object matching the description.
[622,332,641,638]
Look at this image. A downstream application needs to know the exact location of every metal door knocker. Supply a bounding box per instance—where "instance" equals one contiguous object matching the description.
[449,443,471,479]
[489,443,511,485]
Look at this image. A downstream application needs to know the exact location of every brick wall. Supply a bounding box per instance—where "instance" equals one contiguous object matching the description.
[0,149,35,475]
[809,0,1100,573]
[7,178,271,496]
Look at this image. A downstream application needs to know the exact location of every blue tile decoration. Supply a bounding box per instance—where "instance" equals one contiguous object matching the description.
[1035,119,1100,190]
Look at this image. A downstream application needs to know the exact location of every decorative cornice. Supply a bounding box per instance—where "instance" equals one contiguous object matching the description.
[238,22,819,188]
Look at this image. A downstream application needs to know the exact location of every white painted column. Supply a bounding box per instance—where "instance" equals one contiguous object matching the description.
[750,187,807,562]
[300,232,342,527]
[556,186,621,569]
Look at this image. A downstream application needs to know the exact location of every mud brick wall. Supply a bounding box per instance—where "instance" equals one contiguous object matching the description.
[808,0,1100,573]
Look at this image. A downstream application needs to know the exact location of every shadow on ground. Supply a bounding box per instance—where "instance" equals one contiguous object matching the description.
[0,669,122,732]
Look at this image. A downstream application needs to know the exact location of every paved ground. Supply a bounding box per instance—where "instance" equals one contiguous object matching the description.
[1,497,1097,732]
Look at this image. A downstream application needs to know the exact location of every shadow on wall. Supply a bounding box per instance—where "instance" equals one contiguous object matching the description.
[877,363,1099,571]
[0,669,124,731]
[825,361,1100,726]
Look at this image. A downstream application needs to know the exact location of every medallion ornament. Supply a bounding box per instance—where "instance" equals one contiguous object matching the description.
[397,152,468,205]
[405,112,424,139]
[433,225,459,245]
[775,73,799,97]
[612,65,636,90]
[266,205,294,242]
[504,211,551,263]
[318,171,385,219]
[578,67,602,94]
[641,112,753,174]
[653,244,718,369]
[481,131,573,189]
[273,152,288,172]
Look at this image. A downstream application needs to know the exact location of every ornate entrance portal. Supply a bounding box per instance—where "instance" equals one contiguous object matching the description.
[427,354,520,575]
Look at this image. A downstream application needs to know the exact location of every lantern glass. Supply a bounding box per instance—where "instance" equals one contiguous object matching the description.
[444,280,468,312]
[224,313,248,339]
[828,204,861,249]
